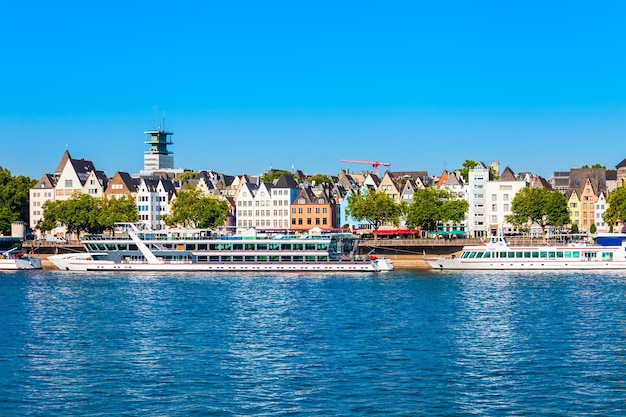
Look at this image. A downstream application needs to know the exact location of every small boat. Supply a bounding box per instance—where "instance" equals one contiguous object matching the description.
[49,224,393,272]
[425,234,626,270]
[0,248,42,270]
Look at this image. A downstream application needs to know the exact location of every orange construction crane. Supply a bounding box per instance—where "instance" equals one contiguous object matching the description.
[340,159,391,176]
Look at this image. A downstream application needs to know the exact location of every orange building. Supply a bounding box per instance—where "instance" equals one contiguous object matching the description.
[290,186,337,230]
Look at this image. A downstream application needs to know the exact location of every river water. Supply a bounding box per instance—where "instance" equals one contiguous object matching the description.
[1,270,625,416]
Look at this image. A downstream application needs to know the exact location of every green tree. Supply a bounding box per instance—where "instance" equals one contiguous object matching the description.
[38,194,100,235]
[346,190,401,235]
[37,193,140,235]
[306,174,332,185]
[175,171,199,182]
[98,196,140,232]
[506,187,570,239]
[589,223,597,234]
[405,187,469,232]
[162,188,229,229]
[260,170,297,184]
[604,186,626,229]
[458,160,478,183]
[0,168,37,234]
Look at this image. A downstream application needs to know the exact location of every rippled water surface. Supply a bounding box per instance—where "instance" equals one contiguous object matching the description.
[1,270,625,416]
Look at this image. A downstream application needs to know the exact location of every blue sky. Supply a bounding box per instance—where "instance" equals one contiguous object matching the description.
[2,1,625,180]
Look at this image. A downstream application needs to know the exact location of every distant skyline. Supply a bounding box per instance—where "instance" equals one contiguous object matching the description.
[3,1,626,180]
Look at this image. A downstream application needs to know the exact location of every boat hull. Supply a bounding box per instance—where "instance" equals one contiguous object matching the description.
[0,256,42,270]
[49,253,394,272]
[425,257,626,270]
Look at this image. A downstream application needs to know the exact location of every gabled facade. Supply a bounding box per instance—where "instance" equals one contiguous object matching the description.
[29,174,56,231]
[29,150,100,237]
[377,171,401,202]
[566,189,581,230]
[594,192,608,233]
[577,178,598,232]
[290,185,336,230]
[105,171,139,198]
[136,177,176,230]
[83,170,108,197]
[235,182,258,230]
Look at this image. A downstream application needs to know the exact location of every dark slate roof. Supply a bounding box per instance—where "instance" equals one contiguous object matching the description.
[274,173,299,188]
[616,158,626,169]
[498,167,517,181]
[34,173,57,188]
[71,158,97,185]
[568,168,607,193]
[606,169,617,181]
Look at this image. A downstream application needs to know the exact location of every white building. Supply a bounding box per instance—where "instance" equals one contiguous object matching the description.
[466,162,492,238]
[136,177,176,230]
[484,167,528,236]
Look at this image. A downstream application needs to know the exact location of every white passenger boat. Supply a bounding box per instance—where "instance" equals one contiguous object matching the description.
[425,234,626,270]
[49,224,393,272]
[0,248,42,270]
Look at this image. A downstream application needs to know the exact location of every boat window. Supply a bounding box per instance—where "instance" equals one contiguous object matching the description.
[524,252,531,258]
[281,256,291,262]
[516,252,523,258]
[499,252,507,258]
[269,244,280,251]
[548,252,556,258]
[319,256,329,262]
[232,243,242,250]
[209,244,219,250]
[572,251,580,258]
[461,252,470,259]
[209,256,220,262]
[483,252,491,258]
[540,251,547,258]
[564,251,572,258]
[258,255,268,262]
[281,243,292,251]
[603,252,613,261]
[305,256,316,262]
[97,244,106,251]
[317,244,329,250]
[475,252,484,258]
[186,244,195,251]
[197,256,207,262]
[305,243,316,250]
[129,244,138,251]
[507,252,515,258]
[106,243,116,251]
[245,256,255,262]
[293,244,304,251]
[269,255,280,261]
[245,244,255,250]
[233,256,243,262]
[257,244,268,250]
[468,252,477,258]
[221,256,232,262]
[293,256,303,262]
[197,243,207,250]
[556,252,564,258]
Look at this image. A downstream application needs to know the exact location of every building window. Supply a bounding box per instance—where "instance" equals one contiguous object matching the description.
[65,180,73,188]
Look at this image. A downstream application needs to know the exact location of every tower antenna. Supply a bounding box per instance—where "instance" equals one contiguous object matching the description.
[153,105,158,129]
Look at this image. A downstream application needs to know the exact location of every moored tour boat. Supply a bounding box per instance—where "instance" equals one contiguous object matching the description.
[0,248,43,270]
[425,234,626,270]
[49,224,393,272]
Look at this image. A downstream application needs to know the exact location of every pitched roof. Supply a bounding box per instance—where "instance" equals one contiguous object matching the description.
[55,150,72,175]
[498,167,517,181]
[274,173,299,188]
